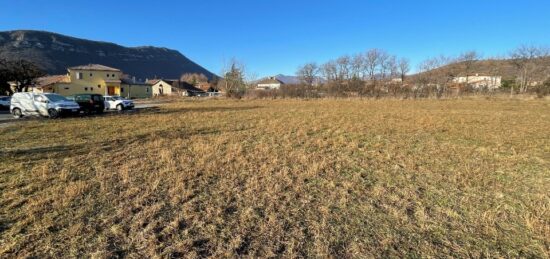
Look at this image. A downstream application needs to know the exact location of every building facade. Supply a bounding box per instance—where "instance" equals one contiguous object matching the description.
[146,79,174,97]
[34,64,122,96]
[33,64,154,98]
[452,74,502,89]
[257,77,284,90]
[120,78,152,99]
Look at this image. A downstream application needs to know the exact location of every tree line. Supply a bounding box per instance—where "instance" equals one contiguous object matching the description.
[244,45,550,99]
[0,59,45,95]
[2,45,549,98]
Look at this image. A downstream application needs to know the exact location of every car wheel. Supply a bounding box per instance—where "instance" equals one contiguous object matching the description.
[48,109,59,119]
[116,104,123,111]
[12,108,22,118]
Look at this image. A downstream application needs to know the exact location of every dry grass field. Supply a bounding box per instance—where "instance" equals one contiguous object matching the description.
[0,98,549,258]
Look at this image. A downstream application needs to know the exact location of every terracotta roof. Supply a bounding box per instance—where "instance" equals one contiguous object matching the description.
[68,64,121,72]
[35,75,70,88]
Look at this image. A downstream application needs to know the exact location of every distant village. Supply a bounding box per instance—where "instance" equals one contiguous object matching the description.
[11,64,221,99]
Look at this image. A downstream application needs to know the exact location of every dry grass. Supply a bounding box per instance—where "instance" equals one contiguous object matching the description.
[0,98,549,258]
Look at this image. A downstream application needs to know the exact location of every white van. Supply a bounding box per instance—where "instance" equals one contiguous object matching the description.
[10,93,81,118]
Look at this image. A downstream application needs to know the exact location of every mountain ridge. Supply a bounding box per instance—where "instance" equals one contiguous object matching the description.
[0,30,216,81]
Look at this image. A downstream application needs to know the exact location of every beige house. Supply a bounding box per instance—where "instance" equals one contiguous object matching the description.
[257,77,284,90]
[146,79,173,96]
[452,74,502,89]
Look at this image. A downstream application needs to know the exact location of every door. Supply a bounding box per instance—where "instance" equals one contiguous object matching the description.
[108,86,115,95]
[104,97,113,109]
[33,95,49,116]
[20,94,38,115]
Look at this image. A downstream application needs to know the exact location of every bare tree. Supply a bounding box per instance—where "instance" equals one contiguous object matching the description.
[351,53,364,79]
[296,62,319,86]
[1,59,45,93]
[0,59,12,95]
[398,58,410,83]
[180,73,208,86]
[320,60,338,82]
[336,55,351,81]
[364,49,382,81]
[510,45,550,93]
[456,51,481,87]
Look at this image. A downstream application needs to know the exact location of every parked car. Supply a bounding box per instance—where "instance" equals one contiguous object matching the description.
[104,95,134,111]
[10,93,80,118]
[0,96,11,109]
[67,94,105,114]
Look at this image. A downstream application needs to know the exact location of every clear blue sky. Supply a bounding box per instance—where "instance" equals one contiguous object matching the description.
[1,0,549,77]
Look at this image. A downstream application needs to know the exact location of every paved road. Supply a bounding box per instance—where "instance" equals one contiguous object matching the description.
[0,103,162,123]
[0,110,11,122]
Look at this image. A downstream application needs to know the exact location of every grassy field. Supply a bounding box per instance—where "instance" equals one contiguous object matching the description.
[0,98,549,258]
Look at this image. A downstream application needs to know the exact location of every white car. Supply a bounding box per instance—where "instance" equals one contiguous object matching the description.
[10,93,80,118]
[0,96,11,109]
[104,95,135,111]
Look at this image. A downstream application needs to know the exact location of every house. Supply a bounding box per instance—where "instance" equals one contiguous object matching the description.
[33,64,126,96]
[120,77,152,99]
[31,75,71,93]
[196,81,212,91]
[146,79,208,96]
[176,81,208,96]
[452,74,502,89]
[145,79,174,97]
[257,77,284,90]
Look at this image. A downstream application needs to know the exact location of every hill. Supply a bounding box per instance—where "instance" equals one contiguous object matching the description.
[413,58,550,82]
[0,30,216,80]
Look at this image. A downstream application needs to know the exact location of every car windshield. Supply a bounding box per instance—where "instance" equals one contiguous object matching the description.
[45,94,68,102]
[111,96,123,101]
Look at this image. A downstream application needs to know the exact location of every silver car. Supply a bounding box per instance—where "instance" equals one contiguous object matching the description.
[0,96,10,109]
[10,93,81,118]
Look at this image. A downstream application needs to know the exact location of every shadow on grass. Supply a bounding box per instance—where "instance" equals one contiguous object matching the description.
[139,105,264,115]
[1,125,254,162]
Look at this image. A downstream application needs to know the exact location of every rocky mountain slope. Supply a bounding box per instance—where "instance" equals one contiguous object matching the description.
[0,30,216,80]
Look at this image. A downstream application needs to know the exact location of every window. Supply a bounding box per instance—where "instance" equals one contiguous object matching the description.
[89,73,93,77]
[121,87,124,93]
[91,87,94,91]
[77,72,83,80]
[34,95,46,102]
[98,84,101,88]
[84,87,88,91]
[64,87,69,90]
[106,74,109,77]
[146,87,149,93]
[112,74,115,77]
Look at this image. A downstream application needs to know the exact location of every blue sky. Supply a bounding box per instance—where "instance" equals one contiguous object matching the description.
[1,0,549,77]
